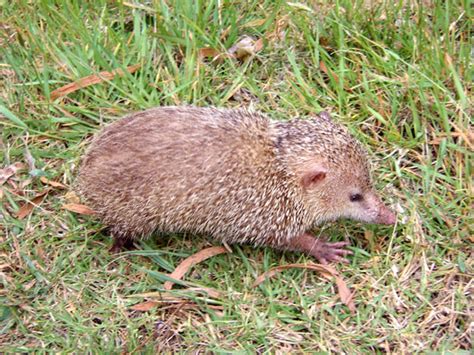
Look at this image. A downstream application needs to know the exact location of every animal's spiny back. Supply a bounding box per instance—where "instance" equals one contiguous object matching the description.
[273,112,371,187]
[77,106,309,246]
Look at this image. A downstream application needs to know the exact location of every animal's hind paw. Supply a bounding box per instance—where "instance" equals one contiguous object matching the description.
[109,237,135,253]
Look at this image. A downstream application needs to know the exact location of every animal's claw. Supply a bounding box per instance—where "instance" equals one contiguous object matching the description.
[310,238,352,264]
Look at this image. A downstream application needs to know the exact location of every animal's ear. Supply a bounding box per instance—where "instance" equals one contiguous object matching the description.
[317,111,332,121]
[301,166,327,189]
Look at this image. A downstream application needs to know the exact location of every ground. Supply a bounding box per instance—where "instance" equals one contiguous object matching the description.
[0,0,472,352]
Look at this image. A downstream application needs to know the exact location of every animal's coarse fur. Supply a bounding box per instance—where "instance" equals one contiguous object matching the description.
[77,106,393,252]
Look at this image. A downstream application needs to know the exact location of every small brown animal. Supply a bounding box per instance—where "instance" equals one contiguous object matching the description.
[77,106,395,264]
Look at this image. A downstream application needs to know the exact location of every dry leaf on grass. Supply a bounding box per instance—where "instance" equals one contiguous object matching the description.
[243,18,267,28]
[0,162,26,185]
[62,203,96,215]
[16,190,49,220]
[51,64,141,100]
[334,276,355,312]
[186,287,222,299]
[254,38,264,51]
[319,61,340,84]
[130,300,159,312]
[40,176,67,189]
[198,48,221,58]
[163,246,229,291]
[253,263,356,314]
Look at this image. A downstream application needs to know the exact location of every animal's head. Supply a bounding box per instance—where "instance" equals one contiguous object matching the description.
[275,111,396,226]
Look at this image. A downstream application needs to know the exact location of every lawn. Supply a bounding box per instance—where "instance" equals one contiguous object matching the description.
[0,0,472,352]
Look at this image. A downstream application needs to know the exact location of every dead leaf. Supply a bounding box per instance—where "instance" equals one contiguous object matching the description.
[16,191,48,220]
[254,38,264,52]
[364,230,374,241]
[187,287,222,299]
[163,246,229,291]
[198,47,221,59]
[130,300,159,312]
[334,276,356,313]
[253,263,356,314]
[51,64,141,100]
[243,18,267,28]
[0,162,26,185]
[319,61,340,84]
[40,176,67,189]
[62,203,96,215]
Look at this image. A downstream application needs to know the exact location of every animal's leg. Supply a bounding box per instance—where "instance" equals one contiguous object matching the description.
[285,232,352,264]
[109,235,135,253]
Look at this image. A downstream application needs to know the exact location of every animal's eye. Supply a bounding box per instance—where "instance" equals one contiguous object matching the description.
[350,193,363,202]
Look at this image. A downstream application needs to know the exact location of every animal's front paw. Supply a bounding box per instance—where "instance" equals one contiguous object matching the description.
[309,238,352,265]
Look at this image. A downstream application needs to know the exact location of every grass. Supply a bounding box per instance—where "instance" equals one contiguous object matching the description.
[0,0,472,352]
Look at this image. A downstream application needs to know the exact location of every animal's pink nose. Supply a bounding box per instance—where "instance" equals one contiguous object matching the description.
[376,205,397,225]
